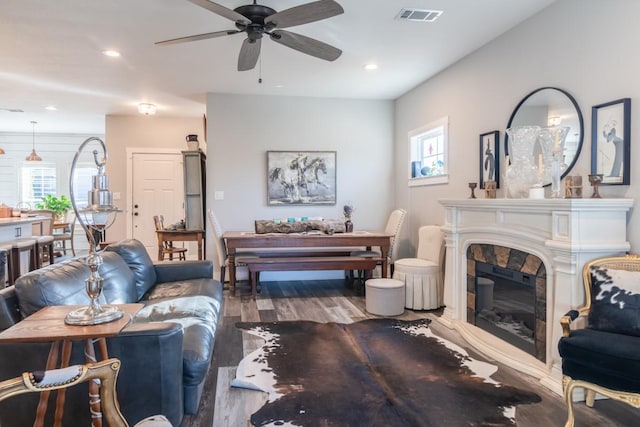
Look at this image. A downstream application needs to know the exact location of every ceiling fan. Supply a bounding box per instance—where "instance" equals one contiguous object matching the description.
[156,0,344,71]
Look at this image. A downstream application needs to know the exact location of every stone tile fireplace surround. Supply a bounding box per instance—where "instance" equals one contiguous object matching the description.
[438,198,633,395]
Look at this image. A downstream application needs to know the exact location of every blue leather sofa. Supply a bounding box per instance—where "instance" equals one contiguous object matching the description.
[0,239,222,426]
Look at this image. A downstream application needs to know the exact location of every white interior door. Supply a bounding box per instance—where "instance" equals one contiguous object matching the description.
[131,152,184,259]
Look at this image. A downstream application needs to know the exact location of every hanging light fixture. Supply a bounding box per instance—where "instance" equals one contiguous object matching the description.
[137,103,157,115]
[25,120,42,162]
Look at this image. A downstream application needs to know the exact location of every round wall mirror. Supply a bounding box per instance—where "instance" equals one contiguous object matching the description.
[505,87,584,185]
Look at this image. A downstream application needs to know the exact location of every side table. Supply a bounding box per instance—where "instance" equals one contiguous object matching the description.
[0,303,143,427]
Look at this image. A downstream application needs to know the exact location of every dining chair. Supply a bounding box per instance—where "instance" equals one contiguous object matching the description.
[53,210,76,257]
[350,208,406,280]
[0,358,172,427]
[392,225,445,310]
[207,209,255,285]
[153,215,188,261]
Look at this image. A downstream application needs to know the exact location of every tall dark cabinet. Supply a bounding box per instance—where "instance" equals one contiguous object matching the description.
[182,150,206,230]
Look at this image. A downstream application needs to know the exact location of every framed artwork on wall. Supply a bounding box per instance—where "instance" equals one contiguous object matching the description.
[591,98,631,185]
[267,151,336,205]
[479,130,500,189]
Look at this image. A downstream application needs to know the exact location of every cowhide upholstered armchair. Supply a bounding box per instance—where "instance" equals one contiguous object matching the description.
[557,254,640,427]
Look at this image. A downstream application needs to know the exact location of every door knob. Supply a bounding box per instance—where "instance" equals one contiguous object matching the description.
[134,204,139,208]
[134,212,138,216]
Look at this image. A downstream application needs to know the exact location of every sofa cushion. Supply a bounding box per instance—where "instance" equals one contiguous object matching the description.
[558,328,640,393]
[588,266,640,337]
[106,239,157,300]
[15,252,137,317]
[134,290,221,387]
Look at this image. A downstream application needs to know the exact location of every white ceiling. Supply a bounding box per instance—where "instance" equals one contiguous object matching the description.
[0,0,555,134]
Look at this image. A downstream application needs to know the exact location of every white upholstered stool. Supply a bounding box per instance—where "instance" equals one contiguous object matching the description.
[365,278,405,316]
[393,258,440,310]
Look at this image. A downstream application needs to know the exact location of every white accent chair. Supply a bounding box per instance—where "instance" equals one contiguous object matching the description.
[350,208,406,279]
[393,225,445,310]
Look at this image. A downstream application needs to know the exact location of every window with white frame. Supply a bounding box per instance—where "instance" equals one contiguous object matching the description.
[408,116,449,186]
[21,164,57,207]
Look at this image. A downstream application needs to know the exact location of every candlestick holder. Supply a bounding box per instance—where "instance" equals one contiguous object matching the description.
[468,182,477,199]
[588,174,603,198]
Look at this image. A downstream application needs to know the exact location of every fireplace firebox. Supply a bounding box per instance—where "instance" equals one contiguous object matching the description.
[466,244,546,363]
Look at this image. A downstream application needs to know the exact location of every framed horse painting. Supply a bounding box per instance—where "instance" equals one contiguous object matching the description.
[267,151,337,205]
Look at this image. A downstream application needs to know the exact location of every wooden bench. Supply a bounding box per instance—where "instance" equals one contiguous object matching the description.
[243,256,379,300]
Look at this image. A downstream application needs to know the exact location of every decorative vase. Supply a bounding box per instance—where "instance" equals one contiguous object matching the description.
[538,126,570,198]
[505,126,541,198]
[344,219,353,233]
[186,134,199,151]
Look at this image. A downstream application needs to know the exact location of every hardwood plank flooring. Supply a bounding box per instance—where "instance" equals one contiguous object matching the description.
[180,279,638,427]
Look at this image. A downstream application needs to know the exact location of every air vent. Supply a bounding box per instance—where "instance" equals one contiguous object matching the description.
[396,8,443,22]
[0,108,24,113]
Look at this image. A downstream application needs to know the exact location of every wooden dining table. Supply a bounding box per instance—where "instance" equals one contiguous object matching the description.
[223,230,392,294]
[155,228,205,261]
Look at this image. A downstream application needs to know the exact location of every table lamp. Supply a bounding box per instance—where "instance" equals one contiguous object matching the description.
[65,137,123,326]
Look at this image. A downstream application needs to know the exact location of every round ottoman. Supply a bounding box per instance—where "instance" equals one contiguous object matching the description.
[393,258,441,310]
[365,278,405,316]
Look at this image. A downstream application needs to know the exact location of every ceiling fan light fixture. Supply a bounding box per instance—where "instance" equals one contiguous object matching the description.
[26,120,42,162]
[157,0,344,72]
[138,103,157,115]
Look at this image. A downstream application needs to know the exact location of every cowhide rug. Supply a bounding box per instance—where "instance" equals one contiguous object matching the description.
[232,318,541,426]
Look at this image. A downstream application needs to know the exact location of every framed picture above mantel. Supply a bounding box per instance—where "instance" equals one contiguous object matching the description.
[267,151,336,205]
[591,98,631,185]
[479,130,500,189]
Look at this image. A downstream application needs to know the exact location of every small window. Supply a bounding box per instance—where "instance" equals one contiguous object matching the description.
[408,116,449,186]
[21,164,57,207]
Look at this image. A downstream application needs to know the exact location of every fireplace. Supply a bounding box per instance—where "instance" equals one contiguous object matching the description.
[438,198,632,395]
[467,245,546,362]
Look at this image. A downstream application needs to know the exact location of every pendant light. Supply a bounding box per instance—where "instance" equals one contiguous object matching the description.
[25,120,42,162]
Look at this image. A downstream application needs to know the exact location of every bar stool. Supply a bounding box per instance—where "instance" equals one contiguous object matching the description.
[34,235,55,268]
[8,238,37,286]
[0,246,9,287]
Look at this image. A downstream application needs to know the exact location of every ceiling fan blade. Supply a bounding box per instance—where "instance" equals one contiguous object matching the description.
[188,0,251,25]
[238,38,262,71]
[155,29,240,45]
[270,30,342,61]
[265,0,344,29]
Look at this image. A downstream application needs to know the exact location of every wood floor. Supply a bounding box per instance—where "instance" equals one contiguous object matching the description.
[180,279,638,427]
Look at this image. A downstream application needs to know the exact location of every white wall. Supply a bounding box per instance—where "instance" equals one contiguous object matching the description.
[395,0,640,254]
[105,115,205,242]
[206,93,394,278]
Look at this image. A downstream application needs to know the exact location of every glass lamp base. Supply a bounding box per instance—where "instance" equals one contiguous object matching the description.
[64,305,124,326]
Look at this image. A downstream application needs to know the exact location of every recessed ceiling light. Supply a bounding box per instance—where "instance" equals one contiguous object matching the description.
[364,63,378,71]
[45,106,57,111]
[275,84,284,88]
[102,50,121,57]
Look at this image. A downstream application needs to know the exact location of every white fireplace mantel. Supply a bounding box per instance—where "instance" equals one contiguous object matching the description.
[438,198,634,395]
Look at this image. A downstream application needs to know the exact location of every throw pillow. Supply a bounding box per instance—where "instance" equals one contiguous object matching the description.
[588,266,640,337]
